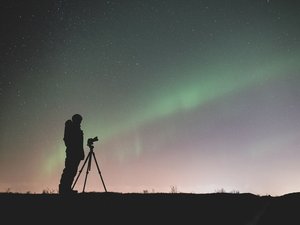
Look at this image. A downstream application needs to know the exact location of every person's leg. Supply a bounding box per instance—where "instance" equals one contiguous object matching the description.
[59,156,82,194]
[59,155,77,194]
[69,158,81,190]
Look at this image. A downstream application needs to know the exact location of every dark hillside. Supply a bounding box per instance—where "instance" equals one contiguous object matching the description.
[1,192,299,224]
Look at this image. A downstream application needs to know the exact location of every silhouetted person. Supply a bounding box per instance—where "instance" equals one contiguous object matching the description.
[59,114,85,194]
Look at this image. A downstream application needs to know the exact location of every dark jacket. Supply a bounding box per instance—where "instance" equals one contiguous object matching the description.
[64,120,84,160]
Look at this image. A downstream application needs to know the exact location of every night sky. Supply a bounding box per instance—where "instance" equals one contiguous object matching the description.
[1,0,300,195]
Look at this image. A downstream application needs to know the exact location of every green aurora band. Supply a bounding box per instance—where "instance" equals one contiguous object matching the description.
[92,52,299,140]
[45,51,300,173]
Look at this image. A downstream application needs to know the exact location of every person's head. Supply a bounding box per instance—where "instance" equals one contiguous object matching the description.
[72,114,83,126]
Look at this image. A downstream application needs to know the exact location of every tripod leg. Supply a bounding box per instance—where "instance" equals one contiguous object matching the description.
[82,153,92,192]
[72,152,90,190]
[92,152,108,192]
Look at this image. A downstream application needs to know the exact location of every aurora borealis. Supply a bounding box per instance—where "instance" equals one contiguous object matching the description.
[1,0,300,195]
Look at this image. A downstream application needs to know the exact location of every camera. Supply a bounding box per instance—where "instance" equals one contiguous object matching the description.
[87,136,98,148]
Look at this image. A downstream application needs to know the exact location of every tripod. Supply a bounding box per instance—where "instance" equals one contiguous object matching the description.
[72,141,107,192]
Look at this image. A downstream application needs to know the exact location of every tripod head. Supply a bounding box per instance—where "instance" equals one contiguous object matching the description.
[87,136,98,149]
